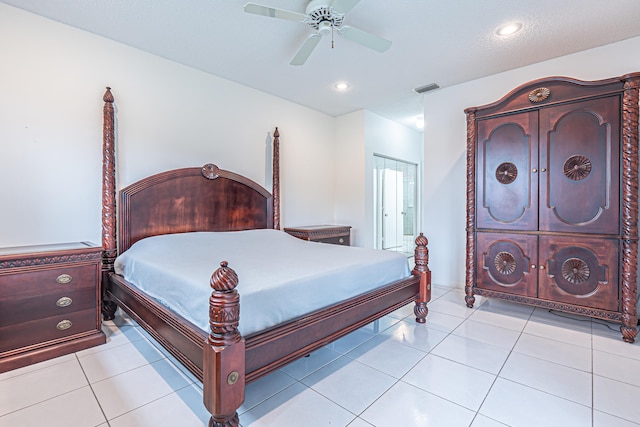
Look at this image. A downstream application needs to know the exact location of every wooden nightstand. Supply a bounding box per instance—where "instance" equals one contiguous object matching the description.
[0,242,106,373]
[284,225,351,246]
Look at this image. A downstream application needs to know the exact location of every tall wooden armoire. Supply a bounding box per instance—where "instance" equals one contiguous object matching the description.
[464,74,640,342]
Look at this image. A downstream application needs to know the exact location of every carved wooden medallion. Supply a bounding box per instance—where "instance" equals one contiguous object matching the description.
[494,251,517,275]
[560,258,591,284]
[528,87,550,103]
[563,155,592,181]
[496,162,518,184]
[548,247,603,296]
[201,163,220,180]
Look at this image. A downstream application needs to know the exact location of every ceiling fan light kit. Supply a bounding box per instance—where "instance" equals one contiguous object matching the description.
[243,0,392,65]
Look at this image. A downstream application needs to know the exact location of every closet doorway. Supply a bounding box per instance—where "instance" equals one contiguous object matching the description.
[373,155,418,255]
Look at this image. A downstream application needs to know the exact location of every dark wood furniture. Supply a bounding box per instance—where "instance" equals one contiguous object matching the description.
[0,242,106,373]
[465,73,640,343]
[284,225,351,245]
[99,88,432,426]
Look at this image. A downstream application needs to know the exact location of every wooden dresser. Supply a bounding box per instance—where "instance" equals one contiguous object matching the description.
[284,225,351,246]
[465,73,640,343]
[0,242,106,372]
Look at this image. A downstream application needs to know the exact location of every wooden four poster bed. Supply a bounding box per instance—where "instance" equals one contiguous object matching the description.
[99,88,432,426]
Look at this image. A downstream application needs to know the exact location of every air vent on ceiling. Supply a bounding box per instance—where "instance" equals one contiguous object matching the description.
[414,83,440,94]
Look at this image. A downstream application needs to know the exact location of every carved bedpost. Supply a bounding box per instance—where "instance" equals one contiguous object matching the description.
[272,127,281,230]
[620,74,640,343]
[203,261,245,427]
[464,108,477,309]
[412,233,431,323]
[101,87,118,321]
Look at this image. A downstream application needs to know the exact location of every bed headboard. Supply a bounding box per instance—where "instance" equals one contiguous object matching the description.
[101,87,280,260]
[118,164,273,253]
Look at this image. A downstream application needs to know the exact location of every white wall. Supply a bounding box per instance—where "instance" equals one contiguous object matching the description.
[0,3,336,247]
[423,36,640,287]
[334,111,366,246]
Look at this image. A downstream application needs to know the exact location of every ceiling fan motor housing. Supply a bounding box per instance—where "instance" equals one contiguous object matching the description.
[305,0,345,30]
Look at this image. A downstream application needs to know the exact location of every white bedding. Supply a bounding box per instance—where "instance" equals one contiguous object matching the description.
[114,229,411,335]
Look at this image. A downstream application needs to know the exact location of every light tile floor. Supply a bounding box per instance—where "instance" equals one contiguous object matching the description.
[1,286,640,427]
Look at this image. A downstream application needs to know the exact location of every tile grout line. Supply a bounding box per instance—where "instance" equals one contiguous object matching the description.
[0,357,94,421]
[241,295,450,426]
[75,352,110,426]
[466,298,535,426]
[591,319,595,427]
[351,288,482,426]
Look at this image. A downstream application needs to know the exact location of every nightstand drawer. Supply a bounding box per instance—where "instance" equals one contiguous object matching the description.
[0,242,105,372]
[284,225,351,246]
[0,264,98,298]
[0,308,98,354]
[316,235,349,245]
[0,287,97,328]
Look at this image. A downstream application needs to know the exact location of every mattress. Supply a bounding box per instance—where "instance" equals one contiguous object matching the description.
[114,229,412,335]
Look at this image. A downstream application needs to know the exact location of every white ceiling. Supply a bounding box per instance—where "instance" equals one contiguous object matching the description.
[4,0,640,128]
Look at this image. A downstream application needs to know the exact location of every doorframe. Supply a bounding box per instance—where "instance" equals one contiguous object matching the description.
[373,154,420,254]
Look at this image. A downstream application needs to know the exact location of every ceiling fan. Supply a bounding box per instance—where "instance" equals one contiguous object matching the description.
[243,0,392,66]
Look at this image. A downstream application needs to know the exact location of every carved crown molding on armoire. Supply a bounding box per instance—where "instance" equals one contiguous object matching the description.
[464,73,640,343]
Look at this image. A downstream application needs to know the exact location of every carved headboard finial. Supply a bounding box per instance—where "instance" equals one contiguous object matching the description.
[102,86,117,264]
[272,127,281,230]
[210,261,239,292]
[208,261,241,343]
[103,87,114,103]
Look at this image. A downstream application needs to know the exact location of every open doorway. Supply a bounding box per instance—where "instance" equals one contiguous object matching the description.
[373,155,418,256]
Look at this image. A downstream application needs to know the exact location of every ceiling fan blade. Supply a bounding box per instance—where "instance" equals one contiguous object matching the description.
[290,34,322,66]
[243,3,306,22]
[330,0,362,14]
[339,25,392,52]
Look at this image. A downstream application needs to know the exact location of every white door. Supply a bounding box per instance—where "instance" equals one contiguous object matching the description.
[382,168,404,250]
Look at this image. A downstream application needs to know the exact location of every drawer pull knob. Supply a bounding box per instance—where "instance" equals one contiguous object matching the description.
[56,297,73,307]
[339,238,344,243]
[56,320,73,330]
[56,274,72,284]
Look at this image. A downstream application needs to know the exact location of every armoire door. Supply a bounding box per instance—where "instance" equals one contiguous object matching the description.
[476,111,538,230]
[476,232,538,297]
[538,96,620,234]
[538,235,619,311]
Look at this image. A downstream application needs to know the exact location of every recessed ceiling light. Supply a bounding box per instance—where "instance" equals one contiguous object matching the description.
[334,82,350,91]
[496,22,522,37]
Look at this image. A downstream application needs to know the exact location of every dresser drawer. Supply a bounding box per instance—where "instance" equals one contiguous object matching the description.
[0,287,97,328]
[0,308,98,354]
[0,264,98,298]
